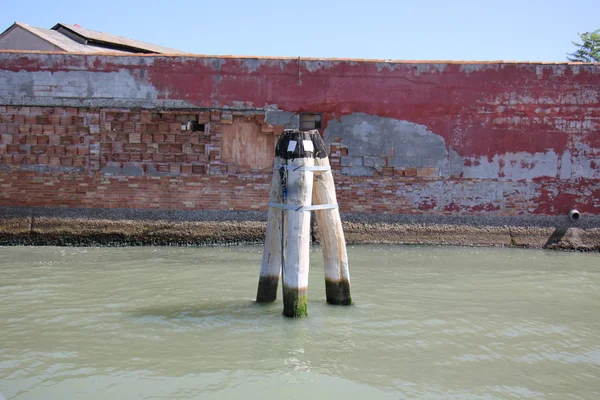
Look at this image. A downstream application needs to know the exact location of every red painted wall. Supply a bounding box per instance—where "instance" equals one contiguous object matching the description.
[0,52,599,216]
[4,53,598,156]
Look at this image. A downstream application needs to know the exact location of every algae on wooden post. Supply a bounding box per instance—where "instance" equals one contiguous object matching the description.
[313,152,352,306]
[257,129,352,318]
[256,156,284,303]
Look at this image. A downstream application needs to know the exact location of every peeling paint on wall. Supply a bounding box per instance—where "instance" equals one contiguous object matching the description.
[324,112,600,182]
[241,59,262,73]
[325,113,459,177]
[395,180,538,213]
[325,113,448,161]
[0,69,159,103]
[1,52,599,217]
[264,110,299,129]
[462,152,560,180]
[570,143,600,179]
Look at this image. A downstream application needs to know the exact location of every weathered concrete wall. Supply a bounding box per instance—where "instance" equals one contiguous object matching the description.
[0,51,599,221]
[0,27,63,52]
[1,206,598,249]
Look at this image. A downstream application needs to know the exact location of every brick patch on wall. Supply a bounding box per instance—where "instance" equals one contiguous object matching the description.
[1,106,600,216]
[1,106,285,177]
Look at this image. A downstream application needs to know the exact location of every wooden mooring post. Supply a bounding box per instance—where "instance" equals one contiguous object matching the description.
[256,129,352,317]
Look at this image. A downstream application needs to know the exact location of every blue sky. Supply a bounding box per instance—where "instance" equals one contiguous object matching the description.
[2,0,599,61]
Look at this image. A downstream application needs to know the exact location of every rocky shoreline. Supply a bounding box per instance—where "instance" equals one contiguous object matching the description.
[1,207,599,251]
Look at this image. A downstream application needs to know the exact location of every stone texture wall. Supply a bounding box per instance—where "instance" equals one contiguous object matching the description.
[0,51,599,218]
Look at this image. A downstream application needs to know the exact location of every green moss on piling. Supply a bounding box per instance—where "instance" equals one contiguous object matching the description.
[325,279,352,305]
[282,286,308,318]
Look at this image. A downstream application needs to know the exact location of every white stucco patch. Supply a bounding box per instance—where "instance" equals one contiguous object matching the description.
[461,156,501,179]
[396,180,538,213]
[462,152,560,180]
[500,152,559,180]
[571,143,600,179]
[559,150,572,179]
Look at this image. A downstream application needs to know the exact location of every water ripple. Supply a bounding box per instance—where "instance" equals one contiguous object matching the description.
[1,245,599,399]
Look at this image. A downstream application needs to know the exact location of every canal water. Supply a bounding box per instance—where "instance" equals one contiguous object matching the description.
[1,245,599,399]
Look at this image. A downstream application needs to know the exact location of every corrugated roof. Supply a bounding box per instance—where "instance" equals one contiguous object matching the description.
[53,23,184,54]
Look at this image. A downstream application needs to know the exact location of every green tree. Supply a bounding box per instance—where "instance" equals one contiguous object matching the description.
[567,29,600,62]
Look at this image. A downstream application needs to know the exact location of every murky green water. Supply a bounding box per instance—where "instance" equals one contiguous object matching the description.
[1,245,599,399]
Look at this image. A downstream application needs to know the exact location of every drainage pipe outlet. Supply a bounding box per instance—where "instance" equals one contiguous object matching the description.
[568,209,581,221]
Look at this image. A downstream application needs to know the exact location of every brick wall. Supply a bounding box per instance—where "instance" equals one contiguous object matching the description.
[0,106,98,169]
[0,52,599,217]
[0,106,279,211]
[0,105,597,216]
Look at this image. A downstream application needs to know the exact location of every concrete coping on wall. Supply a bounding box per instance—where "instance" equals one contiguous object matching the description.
[0,206,599,251]
[2,206,600,228]
[2,49,599,65]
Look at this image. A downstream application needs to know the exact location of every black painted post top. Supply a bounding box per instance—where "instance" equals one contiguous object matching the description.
[275,129,327,160]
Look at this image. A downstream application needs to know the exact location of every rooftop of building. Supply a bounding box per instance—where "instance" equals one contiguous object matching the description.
[0,22,185,54]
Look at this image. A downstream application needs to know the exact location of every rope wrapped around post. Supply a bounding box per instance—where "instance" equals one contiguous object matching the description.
[256,129,352,318]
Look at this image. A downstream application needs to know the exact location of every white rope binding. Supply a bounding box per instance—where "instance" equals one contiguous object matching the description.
[269,202,338,212]
[274,164,331,172]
